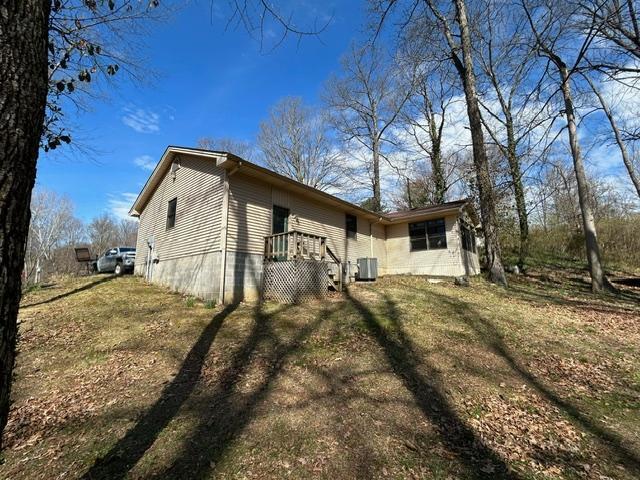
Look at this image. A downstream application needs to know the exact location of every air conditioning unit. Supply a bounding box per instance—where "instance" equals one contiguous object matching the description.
[357,257,378,281]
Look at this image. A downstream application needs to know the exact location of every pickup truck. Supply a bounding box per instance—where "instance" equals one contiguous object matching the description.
[93,247,136,275]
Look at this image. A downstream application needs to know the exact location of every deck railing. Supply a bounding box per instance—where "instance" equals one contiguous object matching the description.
[264,230,327,261]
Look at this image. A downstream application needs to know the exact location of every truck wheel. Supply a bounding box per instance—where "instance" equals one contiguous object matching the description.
[114,263,123,276]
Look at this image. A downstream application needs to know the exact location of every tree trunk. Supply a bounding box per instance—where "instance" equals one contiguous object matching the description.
[428,111,446,204]
[372,136,382,212]
[453,0,507,286]
[587,75,640,199]
[558,65,606,292]
[0,0,50,447]
[505,118,529,269]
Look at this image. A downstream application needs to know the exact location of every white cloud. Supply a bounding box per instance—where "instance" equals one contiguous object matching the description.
[133,154,156,171]
[108,192,139,220]
[122,108,160,133]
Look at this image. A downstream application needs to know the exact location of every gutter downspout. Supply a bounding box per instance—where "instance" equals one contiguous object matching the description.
[218,161,242,304]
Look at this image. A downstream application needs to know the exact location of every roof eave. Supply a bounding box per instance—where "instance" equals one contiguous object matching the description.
[128,146,227,217]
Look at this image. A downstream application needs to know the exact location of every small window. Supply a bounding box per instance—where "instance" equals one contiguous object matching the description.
[166,197,177,229]
[409,221,428,251]
[461,224,476,253]
[408,217,447,251]
[346,214,357,239]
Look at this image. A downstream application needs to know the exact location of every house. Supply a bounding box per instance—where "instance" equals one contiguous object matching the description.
[129,146,480,303]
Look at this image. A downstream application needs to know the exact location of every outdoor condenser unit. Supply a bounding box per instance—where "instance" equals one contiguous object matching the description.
[356,257,378,281]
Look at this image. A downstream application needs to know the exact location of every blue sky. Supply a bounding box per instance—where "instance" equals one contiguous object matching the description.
[37,0,368,221]
[36,1,640,222]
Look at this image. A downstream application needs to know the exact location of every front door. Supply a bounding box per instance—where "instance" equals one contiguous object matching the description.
[272,205,289,260]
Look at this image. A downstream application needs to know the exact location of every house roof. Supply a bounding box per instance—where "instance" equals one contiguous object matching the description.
[385,200,470,221]
[129,146,475,225]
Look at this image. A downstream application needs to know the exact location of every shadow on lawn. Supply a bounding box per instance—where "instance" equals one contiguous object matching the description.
[160,303,333,478]
[21,275,116,309]
[83,301,334,479]
[82,302,238,479]
[344,289,519,479]
[428,289,640,476]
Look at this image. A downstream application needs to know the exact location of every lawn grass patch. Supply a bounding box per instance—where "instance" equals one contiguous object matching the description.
[2,267,639,479]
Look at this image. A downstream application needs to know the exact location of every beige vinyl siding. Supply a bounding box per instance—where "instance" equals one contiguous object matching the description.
[289,191,380,265]
[384,214,466,276]
[226,172,385,265]
[371,222,387,272]
[226,173,272,254]
[134,154,224,266]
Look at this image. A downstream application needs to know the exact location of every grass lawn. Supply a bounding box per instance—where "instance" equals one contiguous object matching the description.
[2,265,639,479]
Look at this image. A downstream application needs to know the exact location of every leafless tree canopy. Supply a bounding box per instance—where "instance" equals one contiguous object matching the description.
[197,136,257,161]
[257,97,346,191]
[324,44,414,211]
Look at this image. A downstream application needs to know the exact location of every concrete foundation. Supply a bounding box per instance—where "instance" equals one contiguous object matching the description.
[222,251,264,303]
[141,250,222,302]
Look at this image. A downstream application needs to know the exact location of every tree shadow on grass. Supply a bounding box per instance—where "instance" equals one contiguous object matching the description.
[428,289,640,476]
[82,303,238,479]
[21,275,116,309]
[83,301,334,479]
[344,289,519,479]
[158,303,334,479]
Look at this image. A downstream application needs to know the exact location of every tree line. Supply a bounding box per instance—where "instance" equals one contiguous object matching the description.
[24,189,138,286]
[202,0,640,291]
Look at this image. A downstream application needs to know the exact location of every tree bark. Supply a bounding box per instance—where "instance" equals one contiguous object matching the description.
[0,0,50,447]
[558,65,606,292]
[505,117,529,269]
[427,105,446,204]
[452,0,508,285]
[372,136,382,212]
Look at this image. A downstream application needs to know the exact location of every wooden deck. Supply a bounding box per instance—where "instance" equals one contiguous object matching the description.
[263,231,343,301]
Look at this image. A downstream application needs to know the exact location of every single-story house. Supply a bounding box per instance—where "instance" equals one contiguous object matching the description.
[129,146,480,303]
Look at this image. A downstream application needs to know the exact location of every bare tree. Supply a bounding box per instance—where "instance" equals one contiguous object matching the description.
[119,218,139,247]
[24,189,79,284]
[89,213,120,256]
[400,0,508,285]
[197,136,257,161]
[583,73,640,198]
[325,44,413,212]
[397,25,457,205]
[256,97,345,191]
[581,0,640,73]
[522,0,610,291]
[475,0,559,269]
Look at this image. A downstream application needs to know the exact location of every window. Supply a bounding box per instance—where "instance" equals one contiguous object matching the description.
[408,218,447,251]
[166,198,177,229]
[346,213,357,239]
[409,222,427,251]
[272,205,289,234]
[427,218,447,249]
[460,224,476,253]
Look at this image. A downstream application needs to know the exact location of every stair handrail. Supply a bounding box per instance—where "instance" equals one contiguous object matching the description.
[325,245,343,292]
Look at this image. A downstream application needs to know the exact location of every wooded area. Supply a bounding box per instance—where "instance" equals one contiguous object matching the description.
[205,0,640,288]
